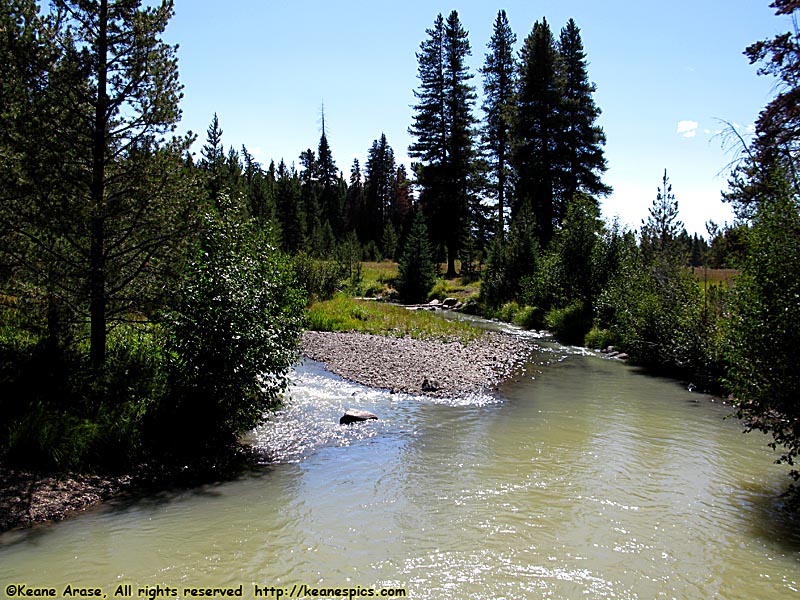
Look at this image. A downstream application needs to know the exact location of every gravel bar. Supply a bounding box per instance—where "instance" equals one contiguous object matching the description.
[301,330,534,397]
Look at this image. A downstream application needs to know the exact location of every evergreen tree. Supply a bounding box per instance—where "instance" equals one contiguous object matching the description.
[275,160,305,253]
[511,17,564,248]
[225,145,243,200]
[557,19,611,203]
[480,9,517,238]
[317,111,343,236]
[364,133,397,243]
[241,145,276,226]
[201,113,226,206]
[392,164,413,233]
[397,210,436,303]
[0,0,195,369]
[640,169,687,265]
[299,148,325,255]
[409,10,478,277]
[725,1,800,213]
[345,158,365,236]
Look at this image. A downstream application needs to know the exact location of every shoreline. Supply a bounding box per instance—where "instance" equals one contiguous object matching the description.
[0,328,534,534]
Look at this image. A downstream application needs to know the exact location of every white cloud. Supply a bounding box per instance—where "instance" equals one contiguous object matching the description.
[677,120,699,138]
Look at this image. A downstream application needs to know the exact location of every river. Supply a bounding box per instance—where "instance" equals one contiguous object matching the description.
[1,337,799,598]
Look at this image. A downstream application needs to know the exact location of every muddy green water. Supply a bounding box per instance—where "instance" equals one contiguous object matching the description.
[2,342,799,599]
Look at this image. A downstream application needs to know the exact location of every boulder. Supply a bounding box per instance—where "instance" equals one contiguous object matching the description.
[442,297,458,308]
[339,409,378,425]
[421,377,439,392]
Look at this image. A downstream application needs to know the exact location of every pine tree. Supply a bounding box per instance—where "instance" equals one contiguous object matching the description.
[200,113,226,207]
[317,110,343,236]
[409,10,477,277]
[480,9,517,238]
[558,19,611,204]
[364,133,397,244]
[345,158,365,236]
[512,17,564,248]
[397,210,436,303]
[0,0,195,369]
[275,159,305,254]
[392,164,413,233]
[641,169,687,266]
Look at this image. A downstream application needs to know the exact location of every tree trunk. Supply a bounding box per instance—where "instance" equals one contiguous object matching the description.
[446,250,457,279]
[89,0,109,370]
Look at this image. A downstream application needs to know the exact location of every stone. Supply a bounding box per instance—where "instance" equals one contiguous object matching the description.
[339,409,378,425]
[421,377,439,392]
[442,297,458,308]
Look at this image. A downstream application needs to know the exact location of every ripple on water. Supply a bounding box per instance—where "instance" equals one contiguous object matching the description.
[247,360,505,464]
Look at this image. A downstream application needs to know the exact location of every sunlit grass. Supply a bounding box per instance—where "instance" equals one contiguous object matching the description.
[692,267,740,287]
[307,294,480,343]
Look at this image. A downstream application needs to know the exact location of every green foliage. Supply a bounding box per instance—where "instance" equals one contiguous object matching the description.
[480,205,539,307]
[545,302,592,346]
[512,305,542,330]
[724,181,800,477]
[292,252,344,302]
[0,317,167,470]
[381,223,399,260]
[409,10,478,277]
[397,211,437,303]
[584,326,616,350]
[161,205,306,447]
[480,9,517,236]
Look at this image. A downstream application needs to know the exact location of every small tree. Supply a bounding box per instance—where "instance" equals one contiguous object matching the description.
[397,211,436,303]
[162,199,306,448]
[725,172,800,483]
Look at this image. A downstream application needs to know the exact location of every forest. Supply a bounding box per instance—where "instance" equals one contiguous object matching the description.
[1,0,799,493]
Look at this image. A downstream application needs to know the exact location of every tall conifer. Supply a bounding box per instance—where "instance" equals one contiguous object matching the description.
[409,10,477,277]
[481,10,517,238]
[558,19,611,204]
[512,17,564,248]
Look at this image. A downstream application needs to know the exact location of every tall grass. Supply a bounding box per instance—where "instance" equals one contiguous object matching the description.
[307,294,480,343]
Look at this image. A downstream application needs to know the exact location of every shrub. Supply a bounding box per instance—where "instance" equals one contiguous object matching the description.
[293,252,343,302]
[160,211,306,449]
[584,326,616,350]
[495,301,520,323]
[545,302,592,346]
[513,305,542,330]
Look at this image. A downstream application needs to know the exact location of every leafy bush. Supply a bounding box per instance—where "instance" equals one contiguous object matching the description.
[724,187,800,478]
[293,252,343,302]
[427,279,450,301]
[584,326,616,350]
[495,301,521,323]
[0,319,167,470]
[512,305,542,330]
[160,210,306,449]
[545,302,592,345]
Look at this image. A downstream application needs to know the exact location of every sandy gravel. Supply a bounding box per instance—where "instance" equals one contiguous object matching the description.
[302,330,534,397]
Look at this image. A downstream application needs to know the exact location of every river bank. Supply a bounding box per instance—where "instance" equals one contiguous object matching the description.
[1,327,534,533]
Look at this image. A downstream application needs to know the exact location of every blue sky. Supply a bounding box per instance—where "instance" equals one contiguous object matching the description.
[164,1,785,236]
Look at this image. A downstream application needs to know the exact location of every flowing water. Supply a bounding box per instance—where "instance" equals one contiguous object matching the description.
[2,338,800,599]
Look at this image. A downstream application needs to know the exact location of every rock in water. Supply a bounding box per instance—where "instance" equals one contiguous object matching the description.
[340,409,379,425]
[421,377,439,392]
